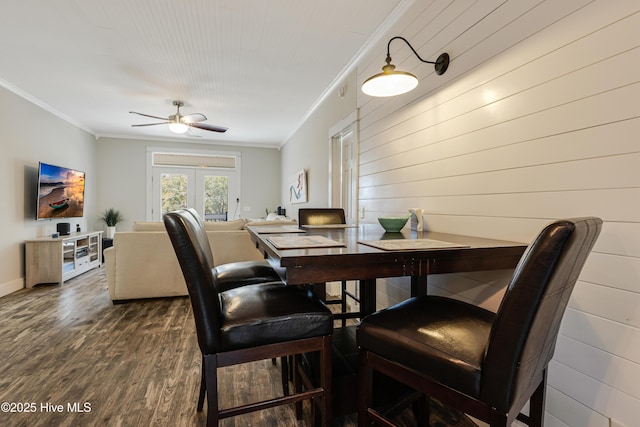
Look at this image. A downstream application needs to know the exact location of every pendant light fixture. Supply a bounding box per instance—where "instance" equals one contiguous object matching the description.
[362,36,449,97]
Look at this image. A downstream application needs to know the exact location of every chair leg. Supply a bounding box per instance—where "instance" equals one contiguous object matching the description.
[358,350,374,427]
[528,371,547,427]
[203,354,219,427]
[341,281,348,327]
[311,282,327,300]
[281,356,290,395]
[197,356,206,412]
[320,335,333,426]
[412,394,429,427]
[294,354,304,420]
[489,410,509,427]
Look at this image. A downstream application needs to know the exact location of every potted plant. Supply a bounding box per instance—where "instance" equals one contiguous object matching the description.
[99,208,123,239]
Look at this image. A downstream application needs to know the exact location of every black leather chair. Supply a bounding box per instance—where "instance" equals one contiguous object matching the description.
[182,208,291,391]
[181,208,282,291]
[298,208,347,226]
[164,209,334,426]
[357,217,602,427]
[298,208,362,327]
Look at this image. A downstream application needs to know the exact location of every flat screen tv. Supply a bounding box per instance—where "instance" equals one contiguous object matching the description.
[36,162,85,220]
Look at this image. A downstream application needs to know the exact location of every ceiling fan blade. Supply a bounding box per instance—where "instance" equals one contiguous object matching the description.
[129,111,169,121]
[182,113,207,123]
[131,122,168,127]
[188,122,228,133]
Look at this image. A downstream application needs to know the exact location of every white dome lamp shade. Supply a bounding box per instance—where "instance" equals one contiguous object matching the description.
[168,122,189,134]
[168,116,189,134]
[362,36,449,97]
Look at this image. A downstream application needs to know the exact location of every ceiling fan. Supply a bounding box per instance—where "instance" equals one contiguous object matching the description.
[129,100,228,134]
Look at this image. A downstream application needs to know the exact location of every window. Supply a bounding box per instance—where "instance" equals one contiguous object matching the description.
[147,150,240,221]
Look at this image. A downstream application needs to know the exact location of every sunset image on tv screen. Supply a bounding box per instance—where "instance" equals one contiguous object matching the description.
[37,163,85,219]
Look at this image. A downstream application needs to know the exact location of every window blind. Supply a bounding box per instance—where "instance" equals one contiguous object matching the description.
[153,153,236,168]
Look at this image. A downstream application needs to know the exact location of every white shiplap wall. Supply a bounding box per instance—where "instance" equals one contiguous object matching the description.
[356,1,639,426]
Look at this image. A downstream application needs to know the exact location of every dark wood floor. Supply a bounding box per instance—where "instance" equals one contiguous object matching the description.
[0,268,326,426]
[0,268,478,427]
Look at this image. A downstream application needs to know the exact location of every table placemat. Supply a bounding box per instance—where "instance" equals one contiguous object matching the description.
[300,224,359,229]
[251,226,306,234]
[358,238,470,251]
[266,235,346,249]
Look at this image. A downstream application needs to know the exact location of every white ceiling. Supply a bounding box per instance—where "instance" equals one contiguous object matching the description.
[0,0,404,148]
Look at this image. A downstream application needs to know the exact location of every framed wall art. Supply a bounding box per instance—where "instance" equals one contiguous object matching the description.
[288,169,307,203]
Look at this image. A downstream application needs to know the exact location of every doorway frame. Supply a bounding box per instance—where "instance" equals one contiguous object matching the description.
[328,109,359,224]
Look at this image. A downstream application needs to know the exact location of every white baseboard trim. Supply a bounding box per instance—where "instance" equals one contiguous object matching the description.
[0,278,24,298]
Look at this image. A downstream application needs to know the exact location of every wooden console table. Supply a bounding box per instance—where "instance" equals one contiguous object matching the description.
[25,231,103,288]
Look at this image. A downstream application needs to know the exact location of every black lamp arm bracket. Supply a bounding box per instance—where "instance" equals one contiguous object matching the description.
[386,36,434,64]
[385,36,449,75]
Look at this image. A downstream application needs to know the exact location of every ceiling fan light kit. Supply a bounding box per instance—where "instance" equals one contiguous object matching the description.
[362,36,449,97]
[168,122,189,134]
[130,100,228,134]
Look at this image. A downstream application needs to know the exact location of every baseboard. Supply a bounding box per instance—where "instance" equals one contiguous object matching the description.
[0,277,24,298]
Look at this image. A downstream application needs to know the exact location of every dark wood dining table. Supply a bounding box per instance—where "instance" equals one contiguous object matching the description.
[246,223,528,317]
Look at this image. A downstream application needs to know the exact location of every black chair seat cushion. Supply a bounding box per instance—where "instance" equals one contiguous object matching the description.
[219,282,333,352]
[214,260,282,292]
[357,295,495,397]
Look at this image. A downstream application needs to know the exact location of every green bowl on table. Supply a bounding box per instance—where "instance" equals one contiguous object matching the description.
[377,215,410,232]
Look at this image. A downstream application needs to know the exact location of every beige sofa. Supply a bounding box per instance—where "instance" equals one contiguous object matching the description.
[104,218,294,302]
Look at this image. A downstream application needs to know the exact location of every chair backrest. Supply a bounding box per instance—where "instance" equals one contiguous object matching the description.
[164,208,222,355]
[482,217,602,411]
[298,208,346,226]
[182,207,216,267]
